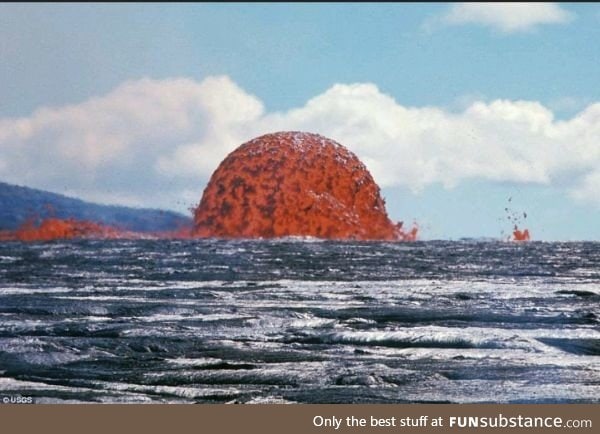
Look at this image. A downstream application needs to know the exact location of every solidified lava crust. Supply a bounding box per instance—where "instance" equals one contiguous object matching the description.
[193,131,409,240]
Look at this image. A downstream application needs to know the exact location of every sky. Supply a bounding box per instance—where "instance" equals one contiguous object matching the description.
[1,3,599,240]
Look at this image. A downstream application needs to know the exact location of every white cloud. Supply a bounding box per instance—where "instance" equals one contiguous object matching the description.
[253,88,600,198]
[1,75,599,213]
[0,75,263,211]
[440,3,573,33]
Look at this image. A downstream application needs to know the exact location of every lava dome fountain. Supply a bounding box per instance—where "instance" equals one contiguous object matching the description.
[193,131,416,241]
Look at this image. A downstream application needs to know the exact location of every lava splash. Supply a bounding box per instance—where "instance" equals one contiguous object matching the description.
[504,197,531,242]
[513,227,531,242]
[193,132,413,241]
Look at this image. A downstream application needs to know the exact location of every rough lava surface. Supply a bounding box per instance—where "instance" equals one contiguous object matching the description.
[193,132,413,241]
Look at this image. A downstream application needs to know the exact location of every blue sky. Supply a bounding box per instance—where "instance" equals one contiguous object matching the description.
[1,3,599,240]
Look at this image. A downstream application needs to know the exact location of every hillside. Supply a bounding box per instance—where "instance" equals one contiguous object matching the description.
[0,182,192,232]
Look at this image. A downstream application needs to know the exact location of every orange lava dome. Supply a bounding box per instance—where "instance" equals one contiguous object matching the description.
[193,132,414,241]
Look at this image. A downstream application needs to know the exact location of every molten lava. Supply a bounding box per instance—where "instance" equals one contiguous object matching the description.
[0,215,197,242]
[512,227,531,242]
[0,132,417,243]
[396,221,419,242]
[2,218,127,242]
[504,198,531,242]
[193,132,414,241]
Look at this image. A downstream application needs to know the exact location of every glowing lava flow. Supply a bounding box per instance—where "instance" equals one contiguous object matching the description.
[0,217,198,242]
[1,218,128,242]
[193,131,416,241]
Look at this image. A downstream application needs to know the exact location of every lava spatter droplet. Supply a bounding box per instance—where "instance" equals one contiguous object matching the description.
[503,197,531,242]
[512,227,530,242]
[193,131,415,241]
